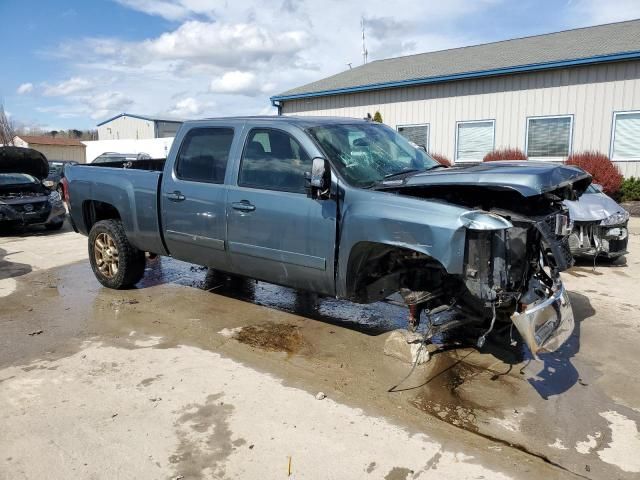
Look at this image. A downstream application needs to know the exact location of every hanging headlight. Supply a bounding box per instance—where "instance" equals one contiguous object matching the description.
[600,211,629,226]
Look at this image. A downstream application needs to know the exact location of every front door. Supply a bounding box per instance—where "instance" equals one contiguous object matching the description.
[226,126,337,295]
[161,126,236,269]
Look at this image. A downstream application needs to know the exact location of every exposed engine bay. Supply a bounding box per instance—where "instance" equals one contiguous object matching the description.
[0,147,66,228]
[368,183,587,357]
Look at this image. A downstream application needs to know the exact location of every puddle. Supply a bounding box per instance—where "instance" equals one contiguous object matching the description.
[235,322,306,354]
[410,356,490,433]
[139,258,411,335]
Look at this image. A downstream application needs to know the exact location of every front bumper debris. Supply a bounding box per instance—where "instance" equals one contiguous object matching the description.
[511,281,574,358]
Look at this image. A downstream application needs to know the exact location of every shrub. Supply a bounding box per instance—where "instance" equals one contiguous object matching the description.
[430,153,451,167]
[372,111,383,123]
[620,177,640,202]
[483,148,528,162]
[565,151,623,196]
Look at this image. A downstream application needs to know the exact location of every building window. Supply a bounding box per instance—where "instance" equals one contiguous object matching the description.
[455,120,495,162]
[611,111,640,160]
[397,124,429,151]
[526,115,573,160]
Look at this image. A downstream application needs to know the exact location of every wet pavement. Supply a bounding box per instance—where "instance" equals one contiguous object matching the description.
[1,219,639,479]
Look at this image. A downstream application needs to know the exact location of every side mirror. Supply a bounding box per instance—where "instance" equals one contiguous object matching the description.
[304,158,331,199]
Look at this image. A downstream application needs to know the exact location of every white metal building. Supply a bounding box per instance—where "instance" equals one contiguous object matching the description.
[97,113,182,141]
[13,135,86,163]
[272,20,640,177]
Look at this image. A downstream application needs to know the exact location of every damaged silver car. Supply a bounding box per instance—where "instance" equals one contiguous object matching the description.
[564,184,629,259]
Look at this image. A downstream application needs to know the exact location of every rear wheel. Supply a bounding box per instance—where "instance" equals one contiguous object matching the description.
[88,219,146,289]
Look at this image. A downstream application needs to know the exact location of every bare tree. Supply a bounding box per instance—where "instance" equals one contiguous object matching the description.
[0,103,16,146]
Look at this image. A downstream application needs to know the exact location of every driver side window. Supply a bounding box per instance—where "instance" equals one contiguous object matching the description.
[239,128,312,194]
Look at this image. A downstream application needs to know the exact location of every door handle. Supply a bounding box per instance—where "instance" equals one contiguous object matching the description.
[231,201,256,212]
[167,191,185,202]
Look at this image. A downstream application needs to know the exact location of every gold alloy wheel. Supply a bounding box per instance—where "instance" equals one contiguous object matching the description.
[94,232,119,278]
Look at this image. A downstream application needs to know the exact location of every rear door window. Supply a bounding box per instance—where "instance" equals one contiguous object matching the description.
[175,128,234,183]
[239,128,311,193]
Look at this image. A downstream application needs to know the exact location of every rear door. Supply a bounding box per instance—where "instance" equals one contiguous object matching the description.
[161,124,240,269]
[226,123,338,295]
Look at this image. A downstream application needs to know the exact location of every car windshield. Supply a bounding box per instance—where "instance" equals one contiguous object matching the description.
[306,122,439,187]
[48,163,64,175]
[0,173,38,186]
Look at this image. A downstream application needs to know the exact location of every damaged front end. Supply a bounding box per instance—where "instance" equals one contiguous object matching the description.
[564,187,629,259]
[370,161,591,356]
[460,207,575,357]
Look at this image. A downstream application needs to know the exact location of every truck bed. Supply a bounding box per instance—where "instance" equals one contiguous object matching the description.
[65,161,168,256]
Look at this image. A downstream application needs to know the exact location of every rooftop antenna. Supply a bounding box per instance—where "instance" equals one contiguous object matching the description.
[361,16,368,64]
[347,62,353,69]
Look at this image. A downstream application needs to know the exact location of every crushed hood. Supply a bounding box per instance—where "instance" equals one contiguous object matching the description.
[563,192,626,222]
[0,146,49,180]
[378,161,591,198]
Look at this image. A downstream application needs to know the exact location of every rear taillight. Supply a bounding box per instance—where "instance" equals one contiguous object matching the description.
[61,177,69,203]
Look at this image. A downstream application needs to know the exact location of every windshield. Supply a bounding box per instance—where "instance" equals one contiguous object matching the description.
[0,173,38,186]
[48,163,64,175]
[306,122,439,187]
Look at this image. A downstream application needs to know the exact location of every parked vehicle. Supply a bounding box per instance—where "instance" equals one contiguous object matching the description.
[92,152,151,164]
[0,147,66,230]
[66,117,591,357]
[45,160,77,197]
[564,184,629,259]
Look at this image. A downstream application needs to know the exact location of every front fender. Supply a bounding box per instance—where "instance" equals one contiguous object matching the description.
[337,189,472,298]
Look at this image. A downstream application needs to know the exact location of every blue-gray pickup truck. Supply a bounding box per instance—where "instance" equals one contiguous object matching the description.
[66,116,591,356]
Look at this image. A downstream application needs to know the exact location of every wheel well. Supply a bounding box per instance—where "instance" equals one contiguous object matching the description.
[345,242,447,303]
[83,200,121,231]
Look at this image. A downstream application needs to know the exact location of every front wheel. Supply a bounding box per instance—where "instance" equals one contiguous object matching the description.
[88,219,146,289]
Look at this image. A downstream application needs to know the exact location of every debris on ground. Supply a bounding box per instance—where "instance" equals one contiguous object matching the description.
[383,329,430,365]
[315,392,326,400]
[27,330,43,336]
[218,326,243,339]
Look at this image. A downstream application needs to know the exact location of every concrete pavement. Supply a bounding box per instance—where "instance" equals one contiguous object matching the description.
[1,219,638,479]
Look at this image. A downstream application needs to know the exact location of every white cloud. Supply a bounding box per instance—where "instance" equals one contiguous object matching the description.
[16,83,33,95]
[570,0,640,24]
[209,71,274,96]
[87,91,133,119]
[170,97,202,117]
[43,77,93,96]
[141,21,309,68]
[114,0,188,21]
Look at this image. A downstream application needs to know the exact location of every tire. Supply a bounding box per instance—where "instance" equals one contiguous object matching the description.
[88,219,146,289]
[45,219,65,230]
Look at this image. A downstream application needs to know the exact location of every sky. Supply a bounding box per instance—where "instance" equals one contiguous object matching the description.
[1,0,639,131]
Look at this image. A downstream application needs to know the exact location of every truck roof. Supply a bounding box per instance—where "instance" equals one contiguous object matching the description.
[184,115,371,127]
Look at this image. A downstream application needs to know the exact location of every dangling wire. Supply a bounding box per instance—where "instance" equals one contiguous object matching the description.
[476,302,497,349]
